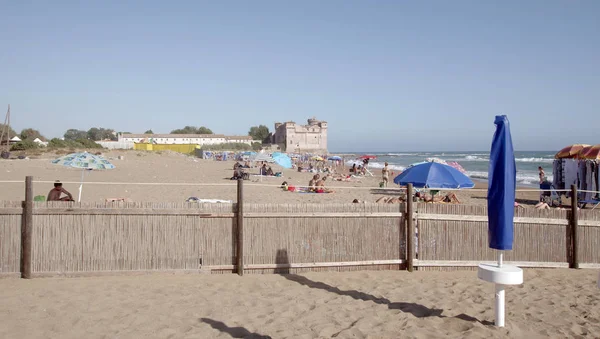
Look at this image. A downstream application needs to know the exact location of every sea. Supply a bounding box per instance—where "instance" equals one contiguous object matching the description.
[342,151,555,187]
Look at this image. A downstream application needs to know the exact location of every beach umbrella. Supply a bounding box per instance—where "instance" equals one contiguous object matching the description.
[272,153,292,169]
[392,162,474,188]
[477,115,523,327]
[577,144,600,159]
[250,153,274,163]
[311,156,324,161]
[328,156,342,161]
[51,152,115,202]
[555,144,590,159]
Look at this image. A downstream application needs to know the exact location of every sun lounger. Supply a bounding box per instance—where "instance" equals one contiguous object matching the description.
[578,199,600,210]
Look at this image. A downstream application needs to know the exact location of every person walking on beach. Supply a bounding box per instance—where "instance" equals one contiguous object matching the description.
[382,162,390,187]
[47,181,74,201]
[538,166,546,183]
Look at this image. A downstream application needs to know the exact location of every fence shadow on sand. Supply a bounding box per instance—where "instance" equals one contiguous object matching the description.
[200,318,272,339]
[275,249,493,325]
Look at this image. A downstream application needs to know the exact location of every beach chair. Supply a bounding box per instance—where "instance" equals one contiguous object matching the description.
[578,198,600,210]
[540,181,562,207]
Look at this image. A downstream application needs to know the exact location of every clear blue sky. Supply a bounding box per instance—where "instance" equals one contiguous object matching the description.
[1,1,598,152]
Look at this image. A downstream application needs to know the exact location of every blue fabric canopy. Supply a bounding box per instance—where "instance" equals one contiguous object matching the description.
[328,156,342,161]
[487,115,516,250]
[272,153,292,169]
[393,162,474,188]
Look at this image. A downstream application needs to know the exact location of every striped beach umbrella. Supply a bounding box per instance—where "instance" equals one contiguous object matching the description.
[555,144,590,159]
[577,144,600,159]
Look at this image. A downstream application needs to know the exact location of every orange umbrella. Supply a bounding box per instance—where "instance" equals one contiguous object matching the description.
[578,144,600,160]
[555,144,590,159]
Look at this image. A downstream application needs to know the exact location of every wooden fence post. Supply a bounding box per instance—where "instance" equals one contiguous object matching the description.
[236,179,244,276]
[570,184,579,269]
[406,183,414,272]
[21,176,33,279]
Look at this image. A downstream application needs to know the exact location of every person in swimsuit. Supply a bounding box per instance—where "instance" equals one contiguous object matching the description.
[382,162,390,187]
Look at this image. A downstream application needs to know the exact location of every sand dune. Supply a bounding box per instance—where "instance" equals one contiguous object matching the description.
[0,269,598,338]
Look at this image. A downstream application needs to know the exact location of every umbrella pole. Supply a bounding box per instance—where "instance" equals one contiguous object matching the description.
[495,251,505,327]
[78,169,84,203]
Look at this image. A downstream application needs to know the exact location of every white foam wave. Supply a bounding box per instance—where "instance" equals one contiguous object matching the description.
[466,171,553,186]
[515,157,554,163]
[384,153,417,157]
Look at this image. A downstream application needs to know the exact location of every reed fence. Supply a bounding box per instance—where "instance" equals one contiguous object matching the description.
[1,177,599,278]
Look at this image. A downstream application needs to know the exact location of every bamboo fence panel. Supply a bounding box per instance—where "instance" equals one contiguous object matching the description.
[578,210,600,264]
[417,205,570,264]
[243,204,404,273]
[31,202,236,274]
[0,201,22,275]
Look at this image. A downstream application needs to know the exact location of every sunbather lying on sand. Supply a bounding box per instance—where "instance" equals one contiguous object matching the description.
[417,191,460,203]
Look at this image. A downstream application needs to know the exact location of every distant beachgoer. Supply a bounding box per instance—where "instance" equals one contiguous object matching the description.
[266,166,274,176]
[308,174,320,191]
[260,164,268,176]
[538,166,546,183]
[47,181,73,201]
[351,163,357,173]
[382,162,390,187]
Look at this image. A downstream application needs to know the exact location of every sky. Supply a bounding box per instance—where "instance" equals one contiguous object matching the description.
[1,1,599,152]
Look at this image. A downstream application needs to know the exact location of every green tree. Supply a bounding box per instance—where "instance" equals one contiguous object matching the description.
[171,126,213,134]
[144,129,154,134]
[20,128,46,141]
[10,139,39,151]
[197,126,213,134]
[0,123,17,139]
[64,129,88,140]
[251,142,263,151]
[248,125,270,142]
[171,126,198,134]
[87,127,117,141]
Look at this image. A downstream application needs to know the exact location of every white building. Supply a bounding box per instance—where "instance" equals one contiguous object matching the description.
[118,133,254,146]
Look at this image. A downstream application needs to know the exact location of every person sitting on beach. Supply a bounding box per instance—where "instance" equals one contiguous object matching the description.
[47,181,74,201]
[308,174,320,192]
[315,176,334,193]
[260,164,268,176]
[350,163,357,173]
[266,166,274,176]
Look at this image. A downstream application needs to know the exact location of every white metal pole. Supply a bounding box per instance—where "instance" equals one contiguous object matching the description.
[77,169,84,202]
[495,250,505,327]
[495,283,505,327]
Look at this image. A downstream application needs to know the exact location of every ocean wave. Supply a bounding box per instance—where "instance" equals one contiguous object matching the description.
[515,157,554,163]
[384,153,418,157]
[345,160,405,171]
[466,171,553,186]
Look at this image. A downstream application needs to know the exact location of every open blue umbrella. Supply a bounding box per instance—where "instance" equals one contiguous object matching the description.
[393,162,474,188]
[272,153,292,169]
[328,156,342,161]
[477,115,523,327]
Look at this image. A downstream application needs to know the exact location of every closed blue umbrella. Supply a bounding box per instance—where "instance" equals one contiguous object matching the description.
[393,162,474,188]
[477,115,522,328]
[488,115,516,250]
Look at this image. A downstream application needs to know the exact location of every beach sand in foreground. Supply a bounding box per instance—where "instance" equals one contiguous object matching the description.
[0,269,597,338]
[0,150,542,205]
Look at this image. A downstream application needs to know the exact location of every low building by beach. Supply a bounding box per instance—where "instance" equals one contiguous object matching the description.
[271,117,328,153]
[117,133,253,146]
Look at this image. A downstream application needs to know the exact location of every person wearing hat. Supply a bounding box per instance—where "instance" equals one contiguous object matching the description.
[47,181,74,201]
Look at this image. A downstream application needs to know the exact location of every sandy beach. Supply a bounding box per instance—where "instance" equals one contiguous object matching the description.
[0,150,542,205]
[0,269,597,338]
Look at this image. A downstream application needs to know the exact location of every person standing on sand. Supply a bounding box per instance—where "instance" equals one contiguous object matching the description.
[47,181,73,201]
[382,162,390,187]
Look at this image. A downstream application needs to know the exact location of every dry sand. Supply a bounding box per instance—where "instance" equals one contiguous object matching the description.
[0,150,540,205]
[0,269,598,338]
